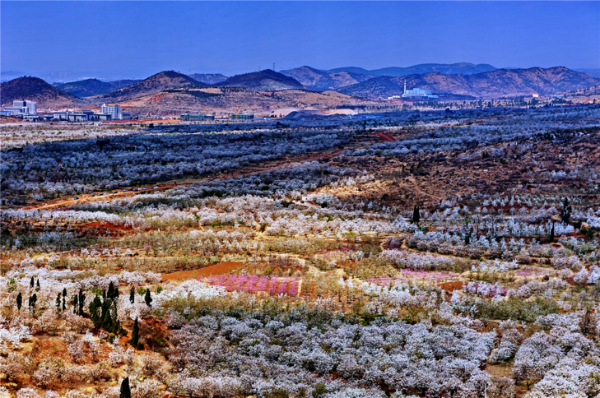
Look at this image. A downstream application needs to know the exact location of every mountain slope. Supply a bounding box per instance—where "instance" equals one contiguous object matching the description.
[217,69,304,91]
[54,78,140,98]
[338,67,600,99]
[280,66,374,91]
[93,71,206,102]
[1,76,85,108]
[331,63,497,77]
[189,73,228,85]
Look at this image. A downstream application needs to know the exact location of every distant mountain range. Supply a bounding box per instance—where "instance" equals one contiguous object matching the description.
[215,70,304,91]
[281,66,374,91]
[2,65,598,113]
[575,69,600,79]
[54,78,140,98]
[0,77,84,109]
[338,67,600,99]
[330,62,498,78]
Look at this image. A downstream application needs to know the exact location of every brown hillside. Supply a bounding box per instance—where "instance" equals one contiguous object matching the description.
[114,87,371,116]
[0,76,86,109]
[91,71,206,103]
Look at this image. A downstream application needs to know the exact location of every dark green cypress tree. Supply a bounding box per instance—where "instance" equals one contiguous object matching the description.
[78,289,86,316]
[62,296,66,311]
[412,204,420,225]
[107,282,115,300]
[16,292,22,311]
[102,305,113,332]
[56,293,62,310]
[36,279,40,290]
[63,287,67,297]
[120,377,131,398]
[550,221,555,243]
[89,296,103,327]
[129,286,135,304]
[144,289,152,307]
[130,318,140,349]
[30,277,34,289]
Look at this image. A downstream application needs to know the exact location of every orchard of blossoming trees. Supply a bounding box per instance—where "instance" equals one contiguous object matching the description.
[0,103,599,397]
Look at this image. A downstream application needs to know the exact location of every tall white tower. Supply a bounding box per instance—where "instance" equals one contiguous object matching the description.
[404,81,407,95]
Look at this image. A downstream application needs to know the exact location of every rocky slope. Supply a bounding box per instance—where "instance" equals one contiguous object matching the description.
[338,67,600,99]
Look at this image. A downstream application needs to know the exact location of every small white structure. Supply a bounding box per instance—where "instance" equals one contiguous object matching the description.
[101,104,122,120]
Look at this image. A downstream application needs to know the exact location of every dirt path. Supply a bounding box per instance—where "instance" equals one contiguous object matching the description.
[373,131,395,142]
[23,184,183,211]
[161,261,244,281]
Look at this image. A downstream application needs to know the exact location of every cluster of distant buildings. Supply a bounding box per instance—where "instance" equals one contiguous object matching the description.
[0,101,130,122]
[388,82,439,100]
[180,113,254,121]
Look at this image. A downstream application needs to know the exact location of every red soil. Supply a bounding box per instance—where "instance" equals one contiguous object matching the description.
[437,281,464,292]
[161,261,244,281]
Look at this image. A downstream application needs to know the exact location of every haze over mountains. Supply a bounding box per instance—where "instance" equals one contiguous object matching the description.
[1,63,598,114]
[330,62,497,77]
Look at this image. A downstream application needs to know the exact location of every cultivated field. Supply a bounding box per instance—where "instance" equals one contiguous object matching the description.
[1,104,600,398]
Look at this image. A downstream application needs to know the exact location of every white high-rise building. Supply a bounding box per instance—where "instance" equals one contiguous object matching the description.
[101,104,122,120]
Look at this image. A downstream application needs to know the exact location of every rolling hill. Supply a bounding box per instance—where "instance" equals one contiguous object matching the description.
[54,78,140,98]
[330,63,498,77]
[338,67,600,99]
[92,71,206,103]
[0,76,85,109]
[217,69,304,91]
[112,86,370,117]
[280,66,374,91]
[189,73,228,85]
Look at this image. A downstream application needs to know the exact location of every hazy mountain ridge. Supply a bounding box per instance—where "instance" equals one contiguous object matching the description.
[189,73,228,85]
[338,67,600,99]
[54,79,140,98]
[330,63,498,77]
[280,66,374,91]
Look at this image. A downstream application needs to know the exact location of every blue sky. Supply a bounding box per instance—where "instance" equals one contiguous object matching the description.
[1,1,599,81]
